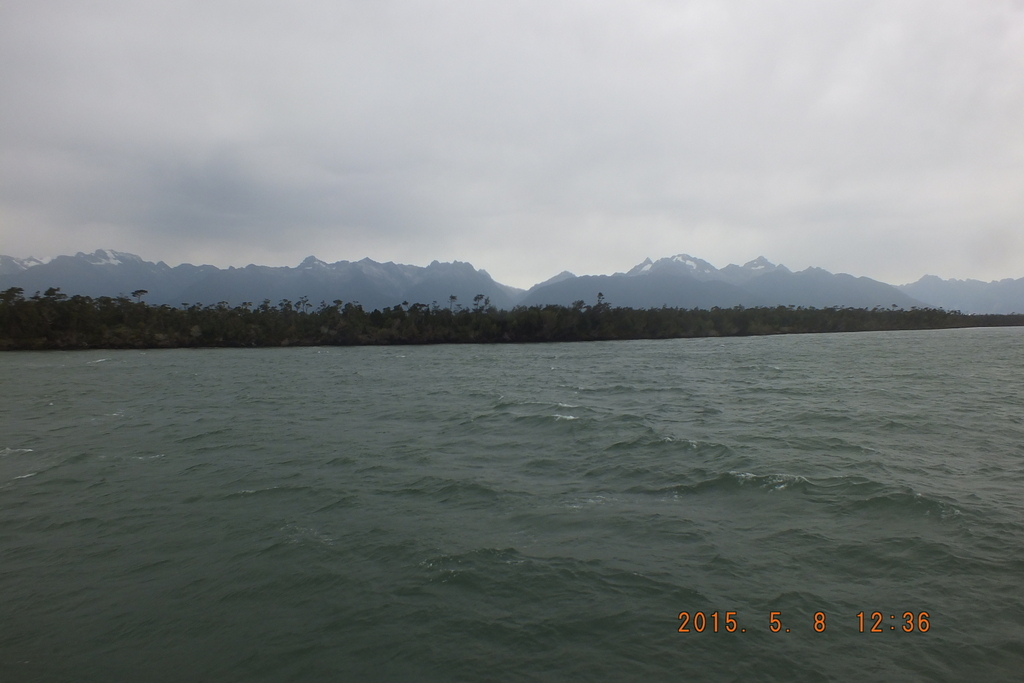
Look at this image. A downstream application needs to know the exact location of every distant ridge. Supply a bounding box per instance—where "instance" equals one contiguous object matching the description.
[520,254,925,311]
[898,274,1024,314]
[3,248,1022,313]
[0,250,523,311]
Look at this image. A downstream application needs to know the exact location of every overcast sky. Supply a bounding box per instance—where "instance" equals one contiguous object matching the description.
[1,0,1022,288]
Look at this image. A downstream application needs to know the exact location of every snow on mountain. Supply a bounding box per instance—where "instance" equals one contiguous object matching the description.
[667,254,718,276]
[626,258,654,276]
[5,248,1015,312]
[297,256,329,270]
[626,254,721,279]
[0,251,520,310]
[717,257,790,285]
[78,249,145,267]
[526,253,923,309]
[626,254,786,284]
[0,255,49,275]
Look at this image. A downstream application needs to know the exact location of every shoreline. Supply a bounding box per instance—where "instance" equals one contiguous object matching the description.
[3,288,1022,350]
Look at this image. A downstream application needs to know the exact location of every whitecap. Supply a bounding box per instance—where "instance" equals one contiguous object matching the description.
[86,358,110,364]
[730,471,808,490]
[553,414,578,421]
[13,472,36,479]
[566,494,610,509]
[282,524,334,546]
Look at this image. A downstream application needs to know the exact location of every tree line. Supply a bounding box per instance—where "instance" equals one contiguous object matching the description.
[2,286,1022,350]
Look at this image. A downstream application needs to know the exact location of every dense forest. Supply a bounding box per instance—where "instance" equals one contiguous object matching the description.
[2,286,1023,350]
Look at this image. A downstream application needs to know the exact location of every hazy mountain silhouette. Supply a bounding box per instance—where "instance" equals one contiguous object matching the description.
[8,248,1017,312]
[523,255,925,310]
[899,275,1024,314]
[0,250,522,311]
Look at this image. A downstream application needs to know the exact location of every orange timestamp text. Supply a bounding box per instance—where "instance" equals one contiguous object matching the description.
[677,611,930,634]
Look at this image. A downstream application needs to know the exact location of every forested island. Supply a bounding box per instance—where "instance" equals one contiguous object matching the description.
[2,286,1022,350]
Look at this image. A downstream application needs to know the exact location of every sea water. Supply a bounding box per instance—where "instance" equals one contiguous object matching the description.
[1,328,1023,681]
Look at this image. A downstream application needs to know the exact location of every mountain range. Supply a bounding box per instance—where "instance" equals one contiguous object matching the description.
[2,249,1022,314]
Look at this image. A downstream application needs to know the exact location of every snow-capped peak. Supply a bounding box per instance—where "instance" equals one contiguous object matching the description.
[626,258,654,276]
[298,255,327,269]
[0,254,49,275]
[668,254,717,274]
[625,254,722,280]
[77,249,143,266]
[741,256,775,271]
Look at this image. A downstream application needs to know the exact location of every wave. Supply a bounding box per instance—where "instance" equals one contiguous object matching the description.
[0,447,34,456]
[636,471,966,519]
[380,476,504,506]
[651,471,814,494]
[419,547,700,601]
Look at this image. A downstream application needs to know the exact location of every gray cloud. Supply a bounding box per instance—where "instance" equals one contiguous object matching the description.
[2,0,1022,287]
